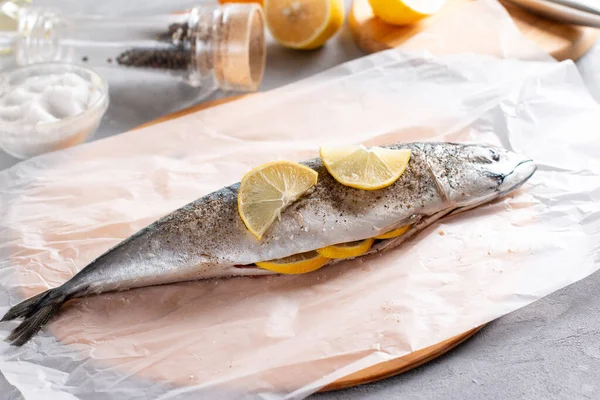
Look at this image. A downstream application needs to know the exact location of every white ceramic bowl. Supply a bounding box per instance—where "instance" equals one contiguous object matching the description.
[0,62,109,160]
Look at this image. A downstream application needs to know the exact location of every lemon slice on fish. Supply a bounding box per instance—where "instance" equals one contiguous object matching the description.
[317,238,375,259]
[374,224,411,239]
[238,160,318,240]
[320,145,411,190]
[256,251,330,274]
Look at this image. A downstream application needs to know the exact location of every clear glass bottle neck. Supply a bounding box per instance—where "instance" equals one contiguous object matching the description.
[10,4,266,93]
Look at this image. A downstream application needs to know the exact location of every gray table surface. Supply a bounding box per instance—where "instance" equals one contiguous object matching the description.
[2,1,600,399]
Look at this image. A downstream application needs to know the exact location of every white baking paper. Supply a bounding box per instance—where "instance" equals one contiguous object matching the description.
[1,0,600,399]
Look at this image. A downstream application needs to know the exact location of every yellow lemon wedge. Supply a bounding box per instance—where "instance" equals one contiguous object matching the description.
[238,160,318,240]
[368,0,446,26]
[320,144,411,190]
[317,238,375,259]
[256,251,330,274]
[374,224,411,239]
[264,0,345,50]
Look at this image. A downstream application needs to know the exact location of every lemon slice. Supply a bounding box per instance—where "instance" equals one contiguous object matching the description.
[368,0,446,26]
[320,144,411,190]
[317,238,375,259]
[238,160,318,240]
[264,0,345,50]
[374,224,411,239]
[256,251,330,274]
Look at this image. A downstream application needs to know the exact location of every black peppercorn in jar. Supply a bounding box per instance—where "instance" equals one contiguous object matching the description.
[12,3,267,94]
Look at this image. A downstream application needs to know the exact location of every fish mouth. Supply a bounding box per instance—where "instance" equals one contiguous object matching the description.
[498,159,537,194]
[447,158,536,218]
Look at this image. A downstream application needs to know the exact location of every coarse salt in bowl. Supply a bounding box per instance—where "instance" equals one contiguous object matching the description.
[0,62,109,159]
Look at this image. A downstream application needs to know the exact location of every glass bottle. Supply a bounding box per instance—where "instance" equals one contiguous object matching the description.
[0,1,266,95]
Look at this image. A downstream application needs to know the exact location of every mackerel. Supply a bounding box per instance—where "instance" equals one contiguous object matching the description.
[1,142,536,346]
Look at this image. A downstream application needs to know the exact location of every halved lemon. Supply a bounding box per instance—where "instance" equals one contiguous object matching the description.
[317,238,375,259]
[368,0,446,26]
[374,224,411,239]
[264,0,345,50]
[238,160,318,240]
[219,0,263,4]
[256,251,330,274]
[320,144,411,190]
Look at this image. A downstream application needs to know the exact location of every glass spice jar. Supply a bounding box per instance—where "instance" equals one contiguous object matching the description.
[3,2,266,94]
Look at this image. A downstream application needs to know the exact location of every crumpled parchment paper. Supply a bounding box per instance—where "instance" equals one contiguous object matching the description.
[1,0,600,399]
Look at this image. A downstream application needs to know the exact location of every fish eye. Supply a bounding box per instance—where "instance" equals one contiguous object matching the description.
[490,149,500,162]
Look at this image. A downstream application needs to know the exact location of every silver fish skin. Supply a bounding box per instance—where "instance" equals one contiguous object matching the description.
[1,141,536,346]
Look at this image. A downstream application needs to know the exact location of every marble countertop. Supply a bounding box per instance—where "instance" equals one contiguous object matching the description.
[2,1,600,399]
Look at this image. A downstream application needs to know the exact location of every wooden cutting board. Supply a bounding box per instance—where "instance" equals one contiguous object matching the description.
[132,94,486,392]
[349,0,599,61]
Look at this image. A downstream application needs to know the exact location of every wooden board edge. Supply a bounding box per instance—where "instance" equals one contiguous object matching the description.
[552,27,599,61]
[320,325,485,392]
[131,94,250,132]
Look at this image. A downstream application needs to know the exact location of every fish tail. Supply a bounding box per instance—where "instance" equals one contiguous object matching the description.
[2,288,67,346]
[1,291,49,322]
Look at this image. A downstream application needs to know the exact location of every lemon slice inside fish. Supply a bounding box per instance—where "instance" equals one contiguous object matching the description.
[374,224,411,239]
[317,238,375,259]
[320,145,411,190]
[256,251,330,274]
[238,160,318,240]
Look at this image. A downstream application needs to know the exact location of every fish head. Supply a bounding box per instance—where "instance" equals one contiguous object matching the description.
[432,143,536,211]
